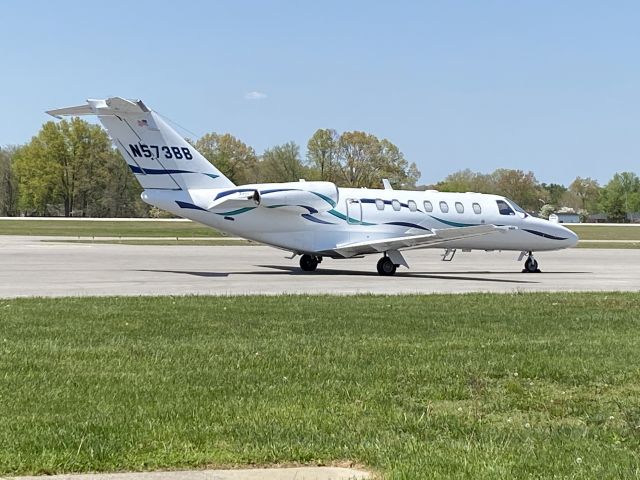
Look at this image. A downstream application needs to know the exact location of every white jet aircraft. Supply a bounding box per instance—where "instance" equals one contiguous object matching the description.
[47,98,578,275]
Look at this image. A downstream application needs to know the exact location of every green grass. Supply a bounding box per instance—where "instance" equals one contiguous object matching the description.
[2,294,640,479]
[568,225,640,241]
[0,220,221,237]
[577,241,640,249]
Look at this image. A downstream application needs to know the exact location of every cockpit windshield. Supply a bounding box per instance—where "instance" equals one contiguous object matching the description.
[496,200,515,215]
[505,198,529,217]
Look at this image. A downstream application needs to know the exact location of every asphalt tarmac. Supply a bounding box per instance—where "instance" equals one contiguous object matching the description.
[1,236,638,298]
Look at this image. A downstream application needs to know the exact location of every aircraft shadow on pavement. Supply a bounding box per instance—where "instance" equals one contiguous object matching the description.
[140,267,552,284]
[257,265,540,284]
[137,269,230,278]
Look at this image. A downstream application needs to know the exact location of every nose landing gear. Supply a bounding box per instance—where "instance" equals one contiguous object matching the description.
[522,252,540,273]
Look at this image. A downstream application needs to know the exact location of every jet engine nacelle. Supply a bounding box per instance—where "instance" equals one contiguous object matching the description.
[255,181,339,212]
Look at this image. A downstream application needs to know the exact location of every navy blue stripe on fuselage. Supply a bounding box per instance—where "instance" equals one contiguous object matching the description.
[298,205,318,214]
[523,229,568,241]
[214,187,300,201]
[175,201,208,211]
[129,165,196,175]
[302,214,335,225]
[129,165,217,178]
[384,221,431,231]
[214,188,257,200]
[260,188,299,195]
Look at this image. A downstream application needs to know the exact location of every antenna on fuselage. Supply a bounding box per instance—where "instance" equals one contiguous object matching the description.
[382,179,393,190]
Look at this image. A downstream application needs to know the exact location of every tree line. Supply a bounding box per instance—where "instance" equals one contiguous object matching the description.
[0,120,420,217]
[0,118,638,221]
[433,169,640,222]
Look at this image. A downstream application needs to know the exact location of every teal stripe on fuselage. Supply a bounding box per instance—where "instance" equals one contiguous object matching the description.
[311,191,337,208]
[215,207,256,216]
[428,214,477,228]
[328,209,376,226]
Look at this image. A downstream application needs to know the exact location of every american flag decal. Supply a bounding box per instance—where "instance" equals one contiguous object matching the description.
[137,119,148,127]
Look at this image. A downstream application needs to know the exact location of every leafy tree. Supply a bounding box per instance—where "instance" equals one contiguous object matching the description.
[0,147,19,216]
[436,168,544,211]
[540,183,567,207]
[600,172,640,222]
[195,133,258,185]
[306,129,339,182]
[334,131,419,188]
[436,169,494,193]
[259,142,307,183]
[490,169,544,211]
[617,172,640,215]
[538,204,556,219]
[13,126,62,215]
[377,139,420,189]
[336,131,380,187]
[87,150,149,217]
[565,177,600,212]
[13,119,147,217]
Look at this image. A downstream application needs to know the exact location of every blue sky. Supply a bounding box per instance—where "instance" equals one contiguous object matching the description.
[1,1,638,186]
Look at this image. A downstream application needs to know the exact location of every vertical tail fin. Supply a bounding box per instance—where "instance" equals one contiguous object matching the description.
[46,97,235,190]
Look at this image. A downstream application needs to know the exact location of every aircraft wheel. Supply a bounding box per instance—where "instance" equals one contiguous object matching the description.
[377,257,397,276]
[524,256,539,273]
[300,254,319,272]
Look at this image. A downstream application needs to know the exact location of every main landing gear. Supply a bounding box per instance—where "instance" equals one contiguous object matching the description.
[376,256,398,276]
[297,251,406,276]
[299,254,322,272]
[522,252,540,273]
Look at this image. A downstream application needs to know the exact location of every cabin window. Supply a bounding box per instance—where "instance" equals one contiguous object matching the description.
[455,202,464,214]
[408,200,417,212]
[392,199,401,211]
[472,203,482,214]
[375,199,385,211]
[439,201,449,213]
[423,200,433,212]
[496,200,515,215]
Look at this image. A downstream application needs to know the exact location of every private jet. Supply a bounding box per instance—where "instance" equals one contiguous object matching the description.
[47,98,578,275]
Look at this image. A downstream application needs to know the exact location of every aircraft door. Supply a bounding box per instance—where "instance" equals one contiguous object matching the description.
[345,198,362,224]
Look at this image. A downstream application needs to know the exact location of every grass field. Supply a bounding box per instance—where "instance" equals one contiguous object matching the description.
[41,239,253,246]
[576,241,640,249]
[1,294,640,479]
[567,225,640,241]
[0,219,220,237]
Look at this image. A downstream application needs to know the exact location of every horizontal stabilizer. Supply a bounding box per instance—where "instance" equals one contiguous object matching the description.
[46,104,95,119]
[46,98,150,119]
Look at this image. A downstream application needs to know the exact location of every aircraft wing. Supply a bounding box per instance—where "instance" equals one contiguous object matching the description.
[332,224,502,257]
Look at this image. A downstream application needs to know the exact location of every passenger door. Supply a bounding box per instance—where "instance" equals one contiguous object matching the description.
[345,198,362,224]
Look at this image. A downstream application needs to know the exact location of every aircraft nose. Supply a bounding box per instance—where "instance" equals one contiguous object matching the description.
[561,225,579,247]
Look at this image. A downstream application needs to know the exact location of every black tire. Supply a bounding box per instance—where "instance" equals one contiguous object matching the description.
[300,254,318,272]
[524,256,538,273]
[376,257,397,276]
